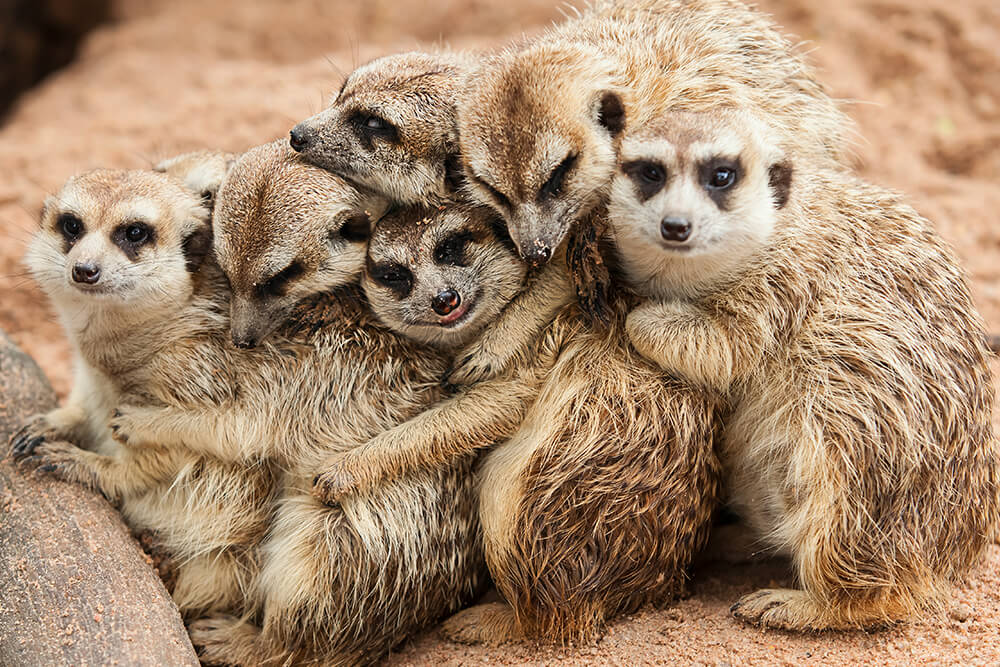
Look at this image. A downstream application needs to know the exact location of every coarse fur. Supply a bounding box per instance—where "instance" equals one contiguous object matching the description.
[458,0,848,267]
[12,168,277,619]
[291,50,477,206]
[96,142,486,665]
[612,110,999,630]
[312,205,721,645]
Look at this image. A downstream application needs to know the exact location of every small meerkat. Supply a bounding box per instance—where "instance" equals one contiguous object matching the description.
[99,141,486,666]
[10,167,278,618]
[312,205,721,646]
[290,50,476,207]
[610,109,999,630]
[458,0,847,272]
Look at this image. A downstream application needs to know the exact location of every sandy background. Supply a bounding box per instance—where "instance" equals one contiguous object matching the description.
[1,0,998,663]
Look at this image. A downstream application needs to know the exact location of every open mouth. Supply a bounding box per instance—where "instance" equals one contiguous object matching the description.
[438,301,472,327]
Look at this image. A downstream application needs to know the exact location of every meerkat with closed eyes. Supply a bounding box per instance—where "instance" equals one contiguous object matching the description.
[610,109,999,631]
[10,166,278,618]
[311,204,722,646]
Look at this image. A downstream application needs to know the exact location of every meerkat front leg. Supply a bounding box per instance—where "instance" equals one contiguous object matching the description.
[445,260,572,386]
[8,404,92,458]
[313,373,537,503]
[108,404,260,464]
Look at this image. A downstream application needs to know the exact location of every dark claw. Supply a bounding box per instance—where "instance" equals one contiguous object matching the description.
[730,602,742,614]
[38,463,58,474]
[13,435,46,458]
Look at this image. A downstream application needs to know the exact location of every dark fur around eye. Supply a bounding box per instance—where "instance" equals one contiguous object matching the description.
[470,172,511,211]
[538,153,578,202]
[350,111,399,148]
[256,261,305,298]
[338,212,371,243]
[622,160,667,201]
[56,213,84,249]
[699,157,742,210]
[433,231,475,266]
[366,258,413,298]
[112,221,157,260]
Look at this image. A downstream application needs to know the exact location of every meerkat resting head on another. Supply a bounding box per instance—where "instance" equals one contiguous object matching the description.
[609,110,792,300]
[364,204,527,350]
[290,51,474,206]
[212,140,388,348]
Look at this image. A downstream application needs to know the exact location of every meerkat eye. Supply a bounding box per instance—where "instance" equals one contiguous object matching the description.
[622,160,667,200]
[124,222,151,244]
[705,163,739,190]
[256,261,305,298]
[470,173,511,211]
[538,153,577,201]
[57,213,84,240]
[369,262,413,297]
[433,231,474,267]
[112,221,156,257]
[350,111,398,143]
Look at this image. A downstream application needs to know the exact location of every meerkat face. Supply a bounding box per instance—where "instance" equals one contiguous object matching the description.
[213,141,387,349]
[608,112,793,297]
[154,150,238,211]
[458,44,626,267]
[290,51,470,206]
[25,169,211,313]
[363,205,526,349]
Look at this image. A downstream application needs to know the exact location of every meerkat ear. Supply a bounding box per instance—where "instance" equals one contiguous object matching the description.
[182,219,214,273]
[768,162,793,209]
[337,211,372,243]
[594,91,626,137]
[443,153,466,194]
[155,151,237,213]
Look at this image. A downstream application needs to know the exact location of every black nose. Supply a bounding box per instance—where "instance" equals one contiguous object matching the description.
[72,262,101,284]
[432,289,461,316]
[231,334,258,350]
[524,244,552,268]
[289,125,311,152]
[660,217,692,242]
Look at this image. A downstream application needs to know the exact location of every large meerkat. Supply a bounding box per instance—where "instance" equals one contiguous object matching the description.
[458,0,848,270]
[314,205,722,645]
[610,109,999,630]
[103,141,486,665]
[10,167,277,618]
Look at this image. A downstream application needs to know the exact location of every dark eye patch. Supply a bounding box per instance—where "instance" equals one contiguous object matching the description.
[256,261,305,298]
[622,160,667,201]
[699,157,742,210]
[56,213,84,251]
[350,110,399,149]
[366,258,413,299]
[111,221,157,260]
[469,172,511,211]
[433,230,475,266]
[538,153,577,202]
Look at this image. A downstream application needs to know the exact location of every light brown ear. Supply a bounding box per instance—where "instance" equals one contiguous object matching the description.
[182,220,213,273]
[566,204,614,330]
[155,151,238,211]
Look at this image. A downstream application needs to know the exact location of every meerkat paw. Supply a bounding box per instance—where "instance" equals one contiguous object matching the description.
[441,602,523,646]
[732,588,855,631]
[312,451,381,504]
[19,440,102,490]
[444,342,514,388]
[108,405,163,446]
[8,417,52,459]
[188,614,260,666]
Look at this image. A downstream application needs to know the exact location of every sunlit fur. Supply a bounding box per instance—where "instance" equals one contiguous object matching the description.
[154,150,238,210]
[293,50,477,206]
[458,0,848,262]
[19,168,277,619]
[212,140,388,348]
[617,111,1000,630]
[91,143,486,665]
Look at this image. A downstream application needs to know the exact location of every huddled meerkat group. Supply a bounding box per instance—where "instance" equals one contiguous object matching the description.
[9,0,999,664]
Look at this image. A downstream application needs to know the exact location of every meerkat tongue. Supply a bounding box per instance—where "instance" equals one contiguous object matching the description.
[438,303,469,325]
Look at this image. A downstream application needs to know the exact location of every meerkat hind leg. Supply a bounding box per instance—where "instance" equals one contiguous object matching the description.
[188,615,262,666]
[440,602,523,646]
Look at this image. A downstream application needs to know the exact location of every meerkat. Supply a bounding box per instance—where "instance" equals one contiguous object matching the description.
[95,141,486,666]
[9,167,278,618]
[153,149,238,210]
[311,204,721,646]
[609,108,999,630]
[457,0,848,276]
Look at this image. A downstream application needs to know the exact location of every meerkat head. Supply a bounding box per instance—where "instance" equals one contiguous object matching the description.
[458,42,627,267]
[25,169,211,316]
[363,204,526,349]
[213,140,388,348]
[289,51,473,206]
[608,110,793,298]
[154,150,238,211]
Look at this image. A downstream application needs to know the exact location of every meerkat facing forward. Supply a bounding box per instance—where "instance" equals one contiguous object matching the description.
[11,167,277,618]
[313,204,722,646]
[94,142,487,665]
[610,109,999,630]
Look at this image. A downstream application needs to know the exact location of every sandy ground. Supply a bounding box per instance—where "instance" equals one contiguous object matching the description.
[0,0,998,664]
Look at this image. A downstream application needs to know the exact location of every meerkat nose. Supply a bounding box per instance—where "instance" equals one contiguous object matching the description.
[71,262,101,284]
[524,244,552,267]
[660,217,692,243]
[289,125,312,152]
[432,289,461,316]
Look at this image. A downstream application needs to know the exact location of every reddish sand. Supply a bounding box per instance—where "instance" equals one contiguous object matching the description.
[1,0,998,663]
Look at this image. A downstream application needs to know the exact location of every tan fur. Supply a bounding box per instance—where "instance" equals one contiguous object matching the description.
[292,50,478,206]
[458,0,848,266]
[98,142,486,665]
[612,110,1000,630]
[14,168,277,619]
[154,149,238,210]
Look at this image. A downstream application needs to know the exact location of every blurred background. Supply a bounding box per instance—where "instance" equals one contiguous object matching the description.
[1,1,999,663]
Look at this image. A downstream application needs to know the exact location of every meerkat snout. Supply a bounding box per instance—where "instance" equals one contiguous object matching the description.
[660,217,691,243]
[71,261,101,285]
[289,124,311,152]
[431,289,461,317]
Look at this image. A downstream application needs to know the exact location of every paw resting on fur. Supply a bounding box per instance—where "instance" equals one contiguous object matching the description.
[312,454,366,505]
[443,344,511,387]
[108,406,142,445]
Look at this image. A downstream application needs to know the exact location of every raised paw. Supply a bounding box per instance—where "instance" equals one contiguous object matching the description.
[440,602,523,646]
[108,406,146,446]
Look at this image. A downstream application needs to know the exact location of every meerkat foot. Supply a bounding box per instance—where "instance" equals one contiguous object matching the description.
[732,588,882,631]
[188,614,260,666]
[9,417,58,458]
[441,602,523,646]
